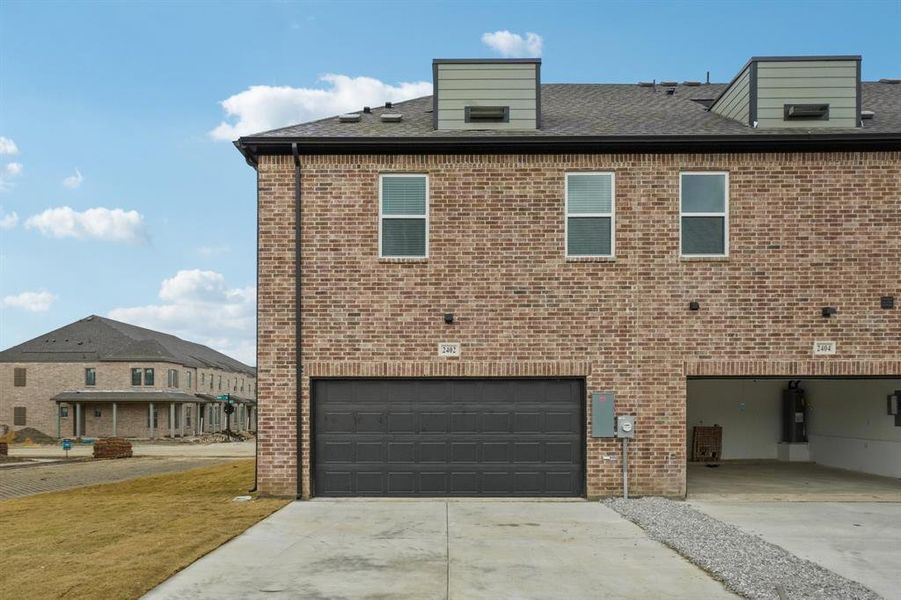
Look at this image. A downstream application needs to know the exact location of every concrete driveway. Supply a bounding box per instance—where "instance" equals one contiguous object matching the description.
[145,499,733,600]
[691,500,901,600]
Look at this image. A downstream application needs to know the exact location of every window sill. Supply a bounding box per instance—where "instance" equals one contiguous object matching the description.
[680,255,729,262]
[566,256,616,263]
[379,257,428,264]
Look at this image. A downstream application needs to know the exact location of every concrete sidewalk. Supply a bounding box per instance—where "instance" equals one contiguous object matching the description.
[0,457,237,500]
[691,500,901,600]
[145,500,734,600]
[9,440,254,459]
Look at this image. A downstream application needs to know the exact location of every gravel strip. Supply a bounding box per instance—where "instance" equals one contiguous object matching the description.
[605,497,880,600]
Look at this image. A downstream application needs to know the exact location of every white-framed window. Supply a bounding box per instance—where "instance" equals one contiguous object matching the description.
[565,172,615,257]
[680,172,729,257]
[379,174,428,258]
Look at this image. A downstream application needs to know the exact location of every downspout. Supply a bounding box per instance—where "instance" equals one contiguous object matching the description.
[249,149,260,493]
[293,142,304,499]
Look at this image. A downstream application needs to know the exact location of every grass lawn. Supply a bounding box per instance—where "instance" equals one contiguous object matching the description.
[0,459,289,599]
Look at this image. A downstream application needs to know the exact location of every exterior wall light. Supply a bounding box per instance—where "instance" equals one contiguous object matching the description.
[821,306,838,318]
[444,313,454,324]
[689,301,700,311]
[881,296,895,309]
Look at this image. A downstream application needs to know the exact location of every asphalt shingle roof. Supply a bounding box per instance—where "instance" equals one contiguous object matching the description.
[0,315,254,375]
[247,82,901,140]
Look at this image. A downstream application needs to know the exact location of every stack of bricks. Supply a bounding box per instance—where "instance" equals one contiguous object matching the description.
[92,437,133,459]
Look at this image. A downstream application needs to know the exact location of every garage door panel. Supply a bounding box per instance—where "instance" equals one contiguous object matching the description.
[356,412,385,432]
[388,442,415,462]
[546,411,576,432]
[546,442,576,463]
[388,412,415,432]
[321,412,355,432]
[322,441,354,462]
[313,379,583,497]
[514,412,542,432]
[356,472,384,494]
[515,471,543,493]
[356,442,383,463]
[451,412,478,432]
[387,472,416,493]
[451,472,478,493]
[483,412,511,432]
[482,442,509,462]
[420,412,449,432]
[420,472,448,493]
[514,442,541,462]
[452,442,478,462]
[420,442,448,462]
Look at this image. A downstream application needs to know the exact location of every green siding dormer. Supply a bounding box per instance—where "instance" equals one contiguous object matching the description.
[710,55,862,129]
[433,59,541,131]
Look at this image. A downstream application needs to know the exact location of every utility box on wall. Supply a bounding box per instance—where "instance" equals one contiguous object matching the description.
[591,392,615,437]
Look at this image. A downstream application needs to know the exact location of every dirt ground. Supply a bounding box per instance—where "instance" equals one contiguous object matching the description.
[0,460,288,599]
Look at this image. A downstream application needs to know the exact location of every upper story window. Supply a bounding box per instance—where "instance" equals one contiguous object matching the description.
[13,367,26,387]
[133,368,155,386]
[85,368,96,386]
[380,174,428,258]
[565,173,615,258]
[167,369,179,388]
[218,375,222,390]
[186,371,192,390]
[680,172,729,257]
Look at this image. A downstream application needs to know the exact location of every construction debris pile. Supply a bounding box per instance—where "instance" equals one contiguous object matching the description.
[93,437,133,459]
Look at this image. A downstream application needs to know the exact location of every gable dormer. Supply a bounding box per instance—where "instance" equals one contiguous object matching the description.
[711,55,862,129]
[432,58,541,131]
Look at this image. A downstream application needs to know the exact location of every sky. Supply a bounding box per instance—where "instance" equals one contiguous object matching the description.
[1,0,899,365]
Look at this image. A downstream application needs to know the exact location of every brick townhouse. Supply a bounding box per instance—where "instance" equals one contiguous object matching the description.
[236,55,901,499]
[0,316,257,439]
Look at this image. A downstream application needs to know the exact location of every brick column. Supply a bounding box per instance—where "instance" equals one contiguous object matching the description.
[257,156,299,497]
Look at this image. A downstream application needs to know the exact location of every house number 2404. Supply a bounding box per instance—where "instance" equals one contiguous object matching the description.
[813,341,836,356]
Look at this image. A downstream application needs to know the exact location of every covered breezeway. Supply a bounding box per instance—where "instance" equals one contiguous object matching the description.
[686,377,901,501]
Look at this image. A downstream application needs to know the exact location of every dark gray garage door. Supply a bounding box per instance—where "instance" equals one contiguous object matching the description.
[313,379,584,497]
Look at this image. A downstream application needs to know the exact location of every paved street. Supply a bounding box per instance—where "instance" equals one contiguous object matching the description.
[0,457,236,500]
[145,500,734,600]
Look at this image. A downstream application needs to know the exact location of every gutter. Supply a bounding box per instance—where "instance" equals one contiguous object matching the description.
[292,142,304,500]
[235,132,901,161]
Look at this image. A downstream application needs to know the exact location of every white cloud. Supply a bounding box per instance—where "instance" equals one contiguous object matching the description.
[198,244,230,257]
[0,210,18,230]
[63,169,84,189]
[210,74,432,140]
[109,269,256,364]
[25,206,147,243]
[0,162,23,191]
[481,30,543,58]
[2,291,56,312]
[0,137,18,155]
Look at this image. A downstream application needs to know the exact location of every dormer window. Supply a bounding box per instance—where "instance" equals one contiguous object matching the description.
[784,103,829,120]
[465,106,510,123]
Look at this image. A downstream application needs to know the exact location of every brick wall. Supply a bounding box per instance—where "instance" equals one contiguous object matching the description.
[256,151,901,498]
[0,361,255,438]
